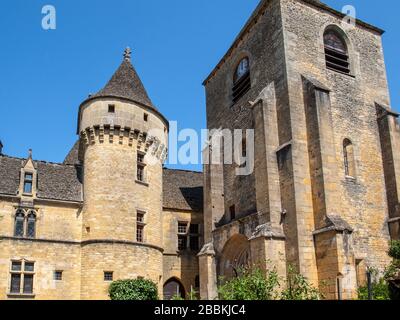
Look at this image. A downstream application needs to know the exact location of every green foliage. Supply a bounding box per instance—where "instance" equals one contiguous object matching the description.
[280,265,322,300]
[108,278,159,300]
[218,264,322,300]
[357,278,390,300]
[388,240,400,260]
[171,288,199,301]
[218,267,280,300]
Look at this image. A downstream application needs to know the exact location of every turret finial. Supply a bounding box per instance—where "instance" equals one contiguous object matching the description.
[124,47,132,61]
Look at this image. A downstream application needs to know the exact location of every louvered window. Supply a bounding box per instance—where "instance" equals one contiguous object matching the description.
[324,30,350,74]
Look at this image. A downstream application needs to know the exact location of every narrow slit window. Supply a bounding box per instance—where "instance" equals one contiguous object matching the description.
[137,153,146,182]
[14,211,25,237]
[27,212,36,239]
[229,205,236,221]
[343,139,356,178]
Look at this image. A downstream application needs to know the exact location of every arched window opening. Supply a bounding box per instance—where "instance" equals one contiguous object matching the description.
[163,278,185,300]
[324,29,350,74]
[232,57,251,103]
[14,210,25,237]
[27,211,36,238]
[343,139,356,178]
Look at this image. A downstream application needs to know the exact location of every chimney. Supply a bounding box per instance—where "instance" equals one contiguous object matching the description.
[0,140,3,154]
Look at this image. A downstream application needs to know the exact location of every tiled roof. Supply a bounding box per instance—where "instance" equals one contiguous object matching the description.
[91,58,155,110]
[162,168,203,212]
[0,155,83,202]
[0,154,204,212]
[63,140,80,165]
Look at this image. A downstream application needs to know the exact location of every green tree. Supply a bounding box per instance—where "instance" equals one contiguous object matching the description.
[108,278,159,300]
[218,267,280,300]
[384,240,400,300]
[280,265,322,300]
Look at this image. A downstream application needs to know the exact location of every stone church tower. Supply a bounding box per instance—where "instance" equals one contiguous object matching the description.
[200,0,400,300]
[77,48,169,298]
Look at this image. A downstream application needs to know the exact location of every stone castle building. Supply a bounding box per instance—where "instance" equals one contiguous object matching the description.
[0,0,399,300]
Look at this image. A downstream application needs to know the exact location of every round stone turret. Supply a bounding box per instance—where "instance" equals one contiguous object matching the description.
[78,49,168,299]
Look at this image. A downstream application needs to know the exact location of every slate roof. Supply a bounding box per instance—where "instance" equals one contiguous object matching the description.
[0,155,82,202]
[0,154,204,212]
[91,58,155,110]
[162,168,203,212]
[63,141,80,165]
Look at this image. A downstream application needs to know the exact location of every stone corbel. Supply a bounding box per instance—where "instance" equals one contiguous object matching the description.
[197,242,216,257]
[249,222,285,241]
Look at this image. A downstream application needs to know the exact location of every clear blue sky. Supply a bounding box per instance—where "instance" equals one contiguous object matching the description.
[0,0,398,172]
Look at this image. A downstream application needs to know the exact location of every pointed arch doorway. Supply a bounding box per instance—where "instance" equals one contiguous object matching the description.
[163,278,185,300]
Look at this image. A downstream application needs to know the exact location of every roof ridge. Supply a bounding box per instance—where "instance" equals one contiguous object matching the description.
[0,154,80,167]
[163,167,203,174]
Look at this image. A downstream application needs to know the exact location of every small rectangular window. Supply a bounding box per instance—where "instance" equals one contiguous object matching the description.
[144,113,148,122]
[23,173,33,194]
[10,274,21,294]
[229,205,236,221]
[54,271,63,281]
[137,153,145,164]
[137,225,144,243]
[24,262,34,272]
[104,272,113,282]
[108,104,115,113]
[23,275,34,294]
[178,222,188,234]
[137,213,145,223]
[11,261,22,272]
[137,165,145,182]
[178,235,187,251]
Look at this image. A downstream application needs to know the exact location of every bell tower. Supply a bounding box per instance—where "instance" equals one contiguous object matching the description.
[77,48,169,299]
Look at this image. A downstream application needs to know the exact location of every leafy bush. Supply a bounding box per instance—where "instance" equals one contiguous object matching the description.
[218,267,280,300]
[280,265,322,300]
[385,240,400,300]
[357,278,390,300]
[109,278,159,300]
[388,240,400,260]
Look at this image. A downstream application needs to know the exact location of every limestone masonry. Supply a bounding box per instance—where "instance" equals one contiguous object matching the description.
[0,0,399,300]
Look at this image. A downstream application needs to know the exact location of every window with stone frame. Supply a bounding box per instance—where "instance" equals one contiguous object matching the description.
[137,152,146,182]
[26,211,36,238]
[136,211,146,243]
[232,57,251,104]
[104,271,113,282]
[177,222,188,251]
[324,29,350,74]
[23,173,33,194]
[10,260,35,295]
[14,210,25,237]
[54,271,63,281]
[14,209,37,238]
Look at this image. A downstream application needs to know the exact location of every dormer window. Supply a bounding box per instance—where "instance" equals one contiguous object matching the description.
[232,57,251,104]
[23,173,33,194]
[324,29,350,74]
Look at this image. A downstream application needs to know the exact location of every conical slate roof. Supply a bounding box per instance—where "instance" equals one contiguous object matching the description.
[91,48,155,109]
